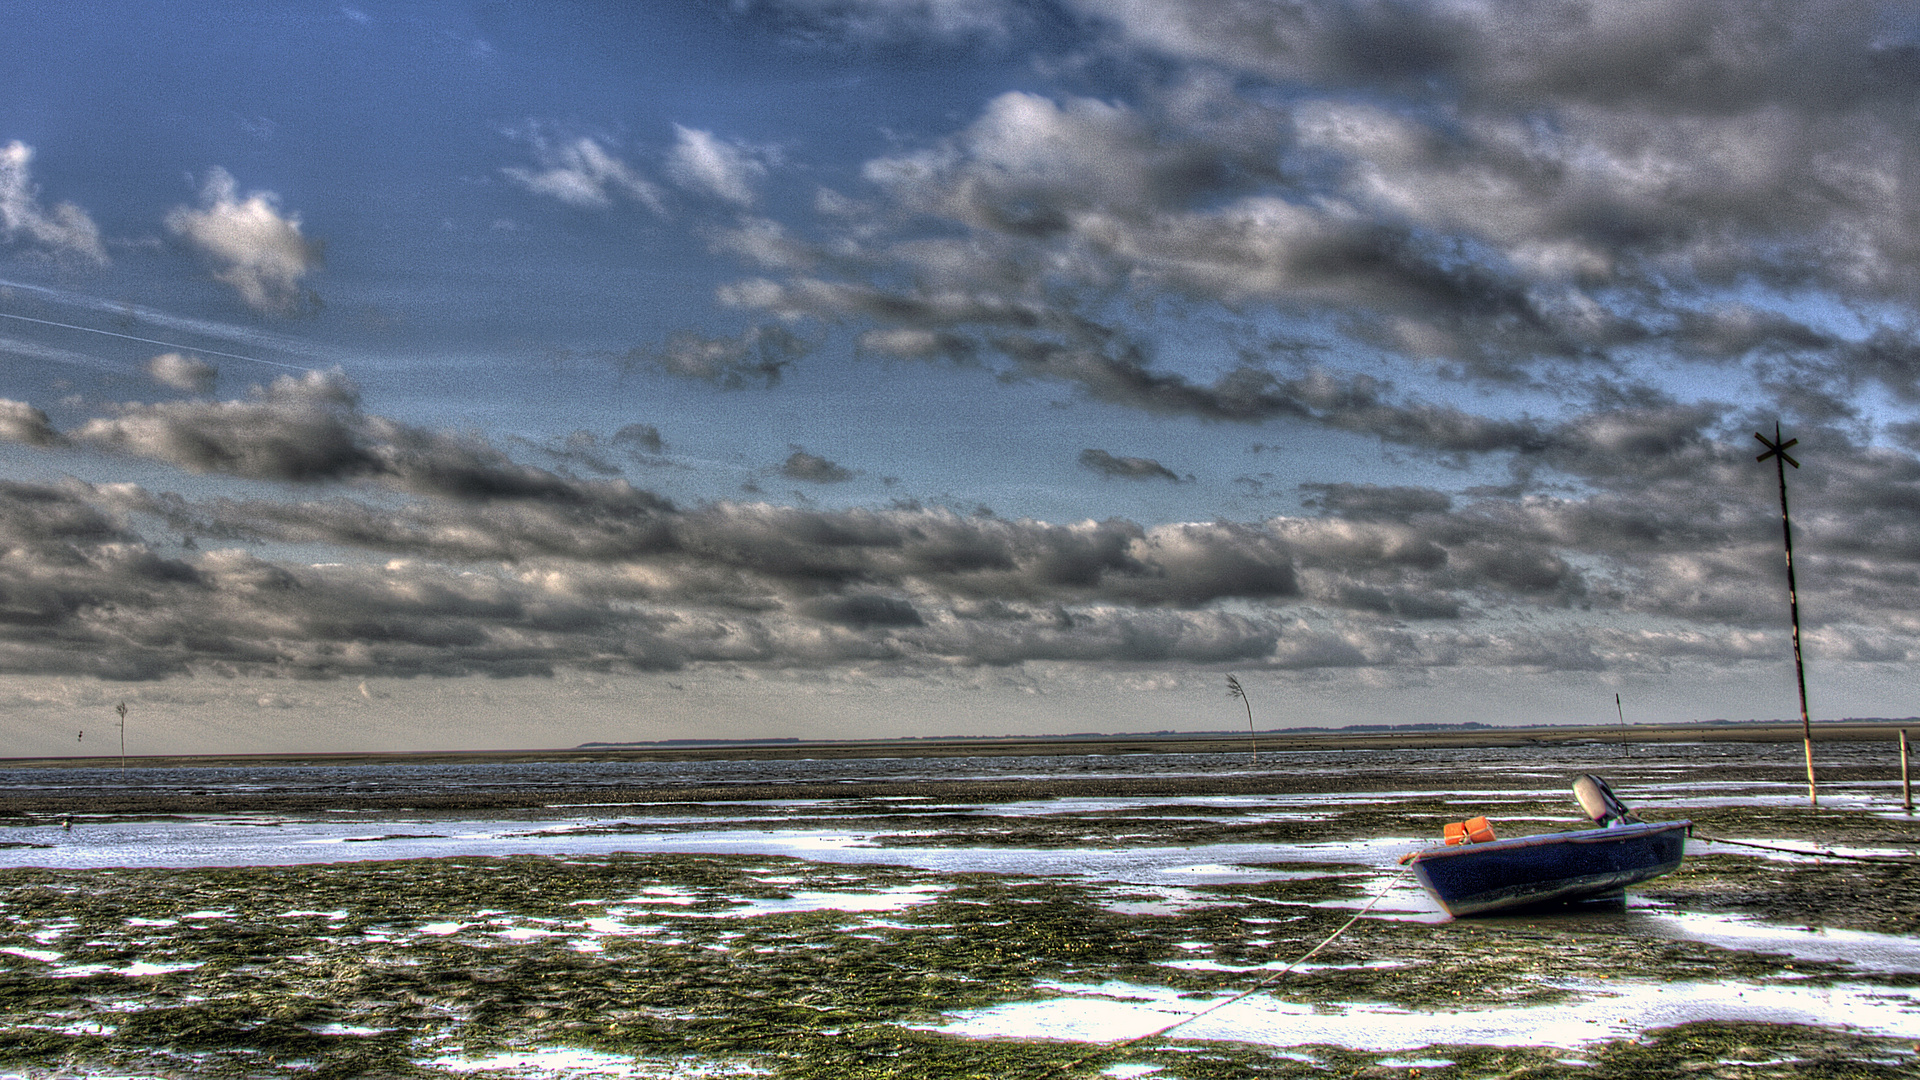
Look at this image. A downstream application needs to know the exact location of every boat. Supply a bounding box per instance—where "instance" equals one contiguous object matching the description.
[1406,775,1690,917]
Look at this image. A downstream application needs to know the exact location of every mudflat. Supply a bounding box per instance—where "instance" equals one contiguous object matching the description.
[2,726,1917,1078]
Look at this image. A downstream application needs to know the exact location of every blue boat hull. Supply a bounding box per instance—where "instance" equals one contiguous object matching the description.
[1409,820,1690,917]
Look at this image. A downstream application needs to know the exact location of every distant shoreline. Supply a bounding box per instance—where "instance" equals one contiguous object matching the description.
[0,719,1905,818]
[3,718,1911,771]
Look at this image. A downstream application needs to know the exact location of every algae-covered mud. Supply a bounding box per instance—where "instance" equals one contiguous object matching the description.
[1,737,1916,1078]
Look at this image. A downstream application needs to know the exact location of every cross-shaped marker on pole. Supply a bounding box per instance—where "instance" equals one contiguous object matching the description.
[1755,423,1815,806]
[1754,428,1798,469]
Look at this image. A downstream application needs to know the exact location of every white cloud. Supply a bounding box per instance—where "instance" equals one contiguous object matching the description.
[147,353,217,394]
[740,0,1024,43]
[665,126,767,207]
[502,136,667,215]
[0,141,107,265]
[0,399,61,446]
[165,168,323,314]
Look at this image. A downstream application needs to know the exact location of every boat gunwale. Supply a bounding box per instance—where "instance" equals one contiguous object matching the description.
[1407,818,1692,865]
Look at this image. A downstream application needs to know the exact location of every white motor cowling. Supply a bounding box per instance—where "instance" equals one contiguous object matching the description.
[1573,774,1640,826]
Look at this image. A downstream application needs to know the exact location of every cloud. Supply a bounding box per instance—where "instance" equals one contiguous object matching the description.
[165,168,323,314]
[73,370,373,484]
[0,141,107,265]
[502,135,667,214]
[613,423,665,454]
[2,396,1919,685]
[520,430,624,476]
[652,0,1920,488]
[1299,483,1452,522]
[738,0,1027,43]
[147,353,218,394]
[1079,448,1182,481]
[61,371,678,521]
[665,126,769,208]
[635,324,809,387]
[9,2,1920,692]
[0,399,62,446]
[782,449,856,483]
[801,592,923,627]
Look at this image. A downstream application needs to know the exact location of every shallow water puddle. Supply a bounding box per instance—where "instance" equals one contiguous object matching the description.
[52,960,204,978]
[423,1047,762,1078]
[1643,909,1920,973]
[926,976,1920,1048]
[667,883,944,917]
[1159,957,1406,974]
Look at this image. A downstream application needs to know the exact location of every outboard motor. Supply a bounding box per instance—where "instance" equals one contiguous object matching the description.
[1573,774,1640,827]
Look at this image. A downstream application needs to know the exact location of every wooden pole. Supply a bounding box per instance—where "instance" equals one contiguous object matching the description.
[1902,729,1912,812]
[1755,425,1815,806]
[116,701,127,779]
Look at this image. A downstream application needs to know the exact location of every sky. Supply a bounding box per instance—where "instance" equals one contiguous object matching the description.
[3,0,1919,755]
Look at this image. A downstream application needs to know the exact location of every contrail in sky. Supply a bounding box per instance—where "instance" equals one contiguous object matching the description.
[0,310,312,372]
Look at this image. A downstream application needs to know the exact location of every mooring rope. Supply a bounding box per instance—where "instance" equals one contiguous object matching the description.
[1688,831,1916,864]
[1038,863,1412,1077]
[1117,866,1409,1045]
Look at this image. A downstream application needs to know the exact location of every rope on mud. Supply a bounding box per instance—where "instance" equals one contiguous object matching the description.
[1039,864,1411,1078]
[1689,832,1916,864]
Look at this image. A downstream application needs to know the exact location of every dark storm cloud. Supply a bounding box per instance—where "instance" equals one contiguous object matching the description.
[1079,448,1181,481]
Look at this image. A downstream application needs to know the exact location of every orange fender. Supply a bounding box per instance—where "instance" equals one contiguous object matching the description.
[1443,816,1496,845]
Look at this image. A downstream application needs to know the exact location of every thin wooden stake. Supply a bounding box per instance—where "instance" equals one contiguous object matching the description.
[115,701,127,779]
[1615,693,1629,758]
[1755,424,1816,806]
[1902,729,1912,812]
